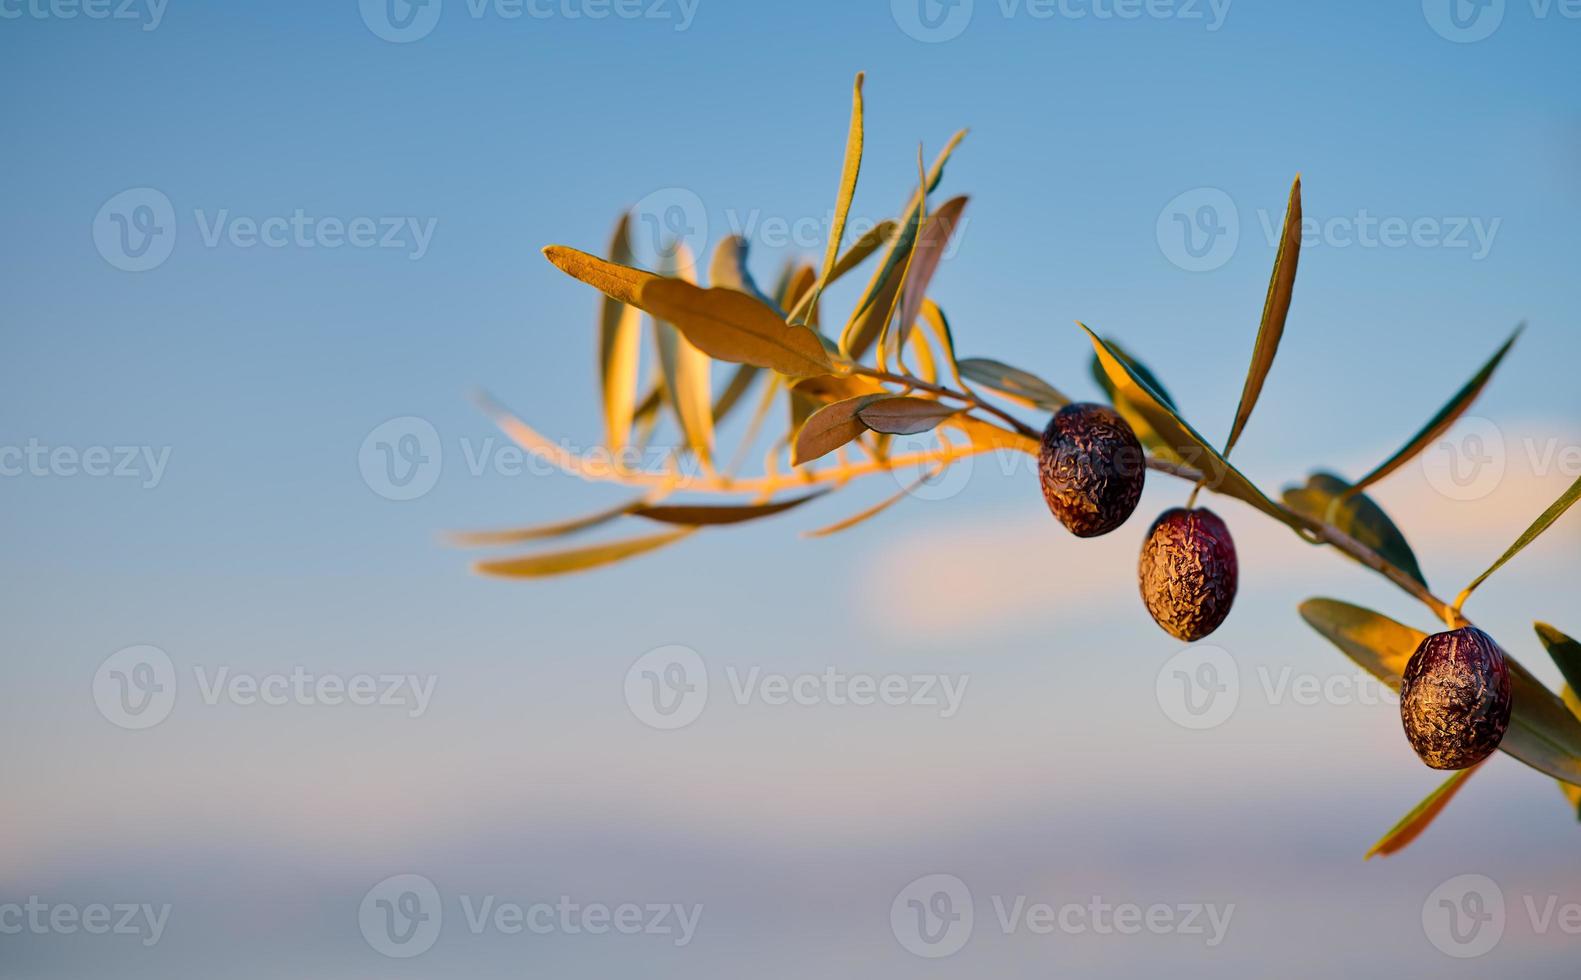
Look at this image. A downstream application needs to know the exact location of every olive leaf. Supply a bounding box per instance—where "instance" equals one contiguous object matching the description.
[792,394,881,465]
[1364,762,1483,860]
[474,528,697,579]
[711,363,762,426]
[447,492,656,547]
[877,146,932,370]
[797,71,865,326]
[597,217,644,453]
[1536,622,1581,697]
[785,221,897,325]
[633,491,828,526]
[1455,474,1581,611]
[895,195,970,355]
[804,466,941,538]
[1087,337,1175,410]
[1083,324,1298,530]
[840,130,968,359]
[1347,324,1523,496]
[791,373,887,403]
[544,244,659,309]
[945,415,1039,455]
[653,243,715,466]
[1299,598,1581,786]
[957,357,1068,412]
[1224,175,1301,459]
[1282,472,1429,590]
[920,300,968,393]
[857,395,959,435]
[639,278,834,379]
[709,235,780,311]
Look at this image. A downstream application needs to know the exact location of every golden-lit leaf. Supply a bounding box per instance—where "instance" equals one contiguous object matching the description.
[1283,472,1429,590]
[921,300,968,393]
[792,394,880,465]
[709,235,780,310]
[1224,175,1301,459]
[798,71,864,326]
[791,373,887,403]
[1087,337,1179,460]
[1365,762,1483,860]
[1084,323,1296,529]
[598,217,643,452]
[785,222,896,325]
[474,529,696,579]
[1455,475,1581,611]
[639,278,834,378]
[1349,325,1523,495]
[896,195,969,350]
[945,415,1039,455]
[1299,598,1581,785]
[711,363,762,425]
[653,243,715,466]
[803,467,940,538]
[1537,623,1581,696]
[447,492,655,547]
[857,395,959,435]
[544,244,659,309]
[633,490,828,526]
[958,357,1068,412]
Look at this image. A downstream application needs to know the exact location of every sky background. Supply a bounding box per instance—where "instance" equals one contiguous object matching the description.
[3,0,1580,976]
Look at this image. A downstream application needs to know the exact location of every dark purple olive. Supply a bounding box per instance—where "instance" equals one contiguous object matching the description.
[1400,626,1513,770]
[1037,403,1146,538]
[1138,507,1239,641]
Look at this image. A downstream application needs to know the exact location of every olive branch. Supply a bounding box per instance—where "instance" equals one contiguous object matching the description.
[451,73,1581,859]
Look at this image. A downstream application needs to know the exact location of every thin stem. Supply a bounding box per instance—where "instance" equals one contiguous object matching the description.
[850,365,1042,440]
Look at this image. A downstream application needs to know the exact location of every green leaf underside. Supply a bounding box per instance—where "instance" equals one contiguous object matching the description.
[474,529,697,579]
[1083,324,1296,529]
[1365,762,1482,860]
[957,357,1069,411]
[633,491,827,526]
[1458,475,1581,607]
[1299,598,1581,786]
[1224,175,1301,459]
[1350,325,1523,495]
[1536,624,1581,711]
[1282,472,1429,590]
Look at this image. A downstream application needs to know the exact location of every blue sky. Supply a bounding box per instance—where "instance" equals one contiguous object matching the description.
[3,2,1580,977]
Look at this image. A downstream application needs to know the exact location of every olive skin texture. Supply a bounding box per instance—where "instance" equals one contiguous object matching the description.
[1399,627,1513,770]
[1037,403,1146,538]
[1138,507,1238,641]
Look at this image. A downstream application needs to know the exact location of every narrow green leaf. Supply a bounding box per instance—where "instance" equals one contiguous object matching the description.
[1084,324,1298,529]
[798,71,865,326]
[857,396,959,435]
[1349,325,1523,495]
[633,491,827,526]
[1456,474,1581,610]
[1536,622,1581,697]
[597,218,643,452]
[957,357,1068,412]
[1224,175,1301,459]
[1364,763,1482,860]
[473,529,696,579]
[1299,598,1581,786]
[1282,472,1429,590]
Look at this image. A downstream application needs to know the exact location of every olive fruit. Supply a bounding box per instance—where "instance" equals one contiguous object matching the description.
[1399,626,1512,770]
[1138,507,1238,641]
[1037,403,1146,538]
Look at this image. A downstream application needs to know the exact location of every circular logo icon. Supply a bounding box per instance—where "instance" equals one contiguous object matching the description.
[883,430,977,502]
[1157,187,1239,272]
[630,187,707,280]
[360,874,442,958]
[891,873,973,958]
[1420,415,1506,502]
[93,645,177,730]
[1422,0,1505,43]
[94,188,176,273]
[624,645,708,730]
[1423,874,1504,958]
[891,0,974,43]
[360,0,442,42]
[1156,645,1239,730]
[359,417,443,501]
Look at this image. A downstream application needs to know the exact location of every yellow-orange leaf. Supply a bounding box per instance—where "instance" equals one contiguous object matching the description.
[639,278,834,378]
